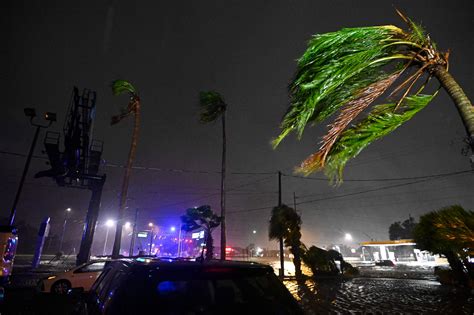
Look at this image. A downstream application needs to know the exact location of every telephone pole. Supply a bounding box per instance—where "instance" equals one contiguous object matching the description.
[278,171,284,279]
[129,208,139,256]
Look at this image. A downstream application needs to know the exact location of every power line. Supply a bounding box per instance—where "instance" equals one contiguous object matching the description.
[284,169,472,183]
[0,149,275,176]
[1,149,470,182]
[296,178,434,206]
[227,170,471,215]
[141,174,276,209]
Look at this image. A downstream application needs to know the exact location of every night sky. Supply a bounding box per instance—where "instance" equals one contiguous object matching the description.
[2,0,473,252]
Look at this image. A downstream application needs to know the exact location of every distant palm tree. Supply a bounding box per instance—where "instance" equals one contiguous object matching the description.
[181,205,222,261]
[273,10,473,183]
[110,79,141,258]
[269,204,303,279]
[199,91,227,259]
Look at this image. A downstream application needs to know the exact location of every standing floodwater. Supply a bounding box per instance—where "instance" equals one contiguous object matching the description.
[284,265,474,314]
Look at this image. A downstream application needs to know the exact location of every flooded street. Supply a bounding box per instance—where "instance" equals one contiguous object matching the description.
[285,277,473,314]
[247,257,473,313]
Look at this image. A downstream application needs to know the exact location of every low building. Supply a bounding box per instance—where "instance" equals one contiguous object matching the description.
[360,239,447,265]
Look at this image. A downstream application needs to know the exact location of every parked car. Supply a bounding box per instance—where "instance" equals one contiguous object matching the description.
[40,260,108,294]
[75,258,303,314]
[375,259,395,267]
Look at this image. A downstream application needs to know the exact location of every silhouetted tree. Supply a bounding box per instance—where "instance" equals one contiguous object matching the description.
[389,216,417,240]
[181,205,221,261]
[269,205,303,279]
[302,246,339,276]
[414,205,473,286]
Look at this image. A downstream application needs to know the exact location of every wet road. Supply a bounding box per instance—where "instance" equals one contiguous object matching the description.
[285,277,474,314]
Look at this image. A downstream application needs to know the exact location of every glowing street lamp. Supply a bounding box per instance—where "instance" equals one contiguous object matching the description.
[148,222,154,228]
[124,221,131,229]
[59,208,72,252]
[103,220,115,255]
[345,233,353,242]
[170,226,176,232]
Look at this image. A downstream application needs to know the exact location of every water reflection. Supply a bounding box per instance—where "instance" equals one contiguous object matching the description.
[285,276,474,314]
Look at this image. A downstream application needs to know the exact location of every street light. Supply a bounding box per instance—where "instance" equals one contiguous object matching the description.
[148,223,155,255]
[345,233,353,242]
[59,208,72,252]
[9,107,56,226]
[124,222,131,229]
[103,220,115,256]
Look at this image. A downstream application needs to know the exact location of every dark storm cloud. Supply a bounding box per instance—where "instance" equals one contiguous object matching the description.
[1,0,473,251]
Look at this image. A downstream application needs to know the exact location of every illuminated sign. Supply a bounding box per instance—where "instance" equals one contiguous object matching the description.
[137,232,148,238]
[191,231,205,239]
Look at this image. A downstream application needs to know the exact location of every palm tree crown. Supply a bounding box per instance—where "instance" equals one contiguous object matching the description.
[273,10,472,183]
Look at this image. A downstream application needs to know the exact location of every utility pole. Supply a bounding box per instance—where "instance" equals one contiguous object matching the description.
[9,108,56,226]
[278,171,284,279]
[293,192,297,211]
[59,208,71,252]
[129,208,138,256]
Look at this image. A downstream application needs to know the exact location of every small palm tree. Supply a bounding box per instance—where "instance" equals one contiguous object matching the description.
[110,80,141,258]
[181,205,222,261]
[269,204,303,279]
[199,91,227,260]
[273,10,473,183]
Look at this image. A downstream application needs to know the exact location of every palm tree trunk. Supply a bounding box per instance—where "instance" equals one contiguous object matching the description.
[220,112,227,260]
[433,66,474,152]
[112,101,141,258]
[206,227,214,261]
[291,244,302,280]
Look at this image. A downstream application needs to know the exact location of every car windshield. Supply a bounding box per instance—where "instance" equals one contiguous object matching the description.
[113,267,300,314]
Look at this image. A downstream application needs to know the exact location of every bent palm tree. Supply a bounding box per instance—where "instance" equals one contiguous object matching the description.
[110,79,141,258]
[181,205,222,261]
[269,204,303,279]
[273,10,473,183]
[199,91,227,259]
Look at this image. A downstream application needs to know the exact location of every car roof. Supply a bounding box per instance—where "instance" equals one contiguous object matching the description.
[109,258,273,271]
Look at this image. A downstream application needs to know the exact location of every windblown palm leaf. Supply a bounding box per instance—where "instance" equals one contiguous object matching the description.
[199,91,226,123]
[311,94,435,182]
[111,80,139,125]
[272,10,474,183]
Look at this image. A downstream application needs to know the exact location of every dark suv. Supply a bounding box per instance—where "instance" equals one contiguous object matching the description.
[79,258,302,315]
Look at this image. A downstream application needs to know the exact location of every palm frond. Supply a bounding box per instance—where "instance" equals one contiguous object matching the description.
[395,8,429,46]
[273,11,444,181]
[297,94,435,183]
[303,72,401,169]
[111,79,137,96]
[199,91,226,123]
[273,26,407,147]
